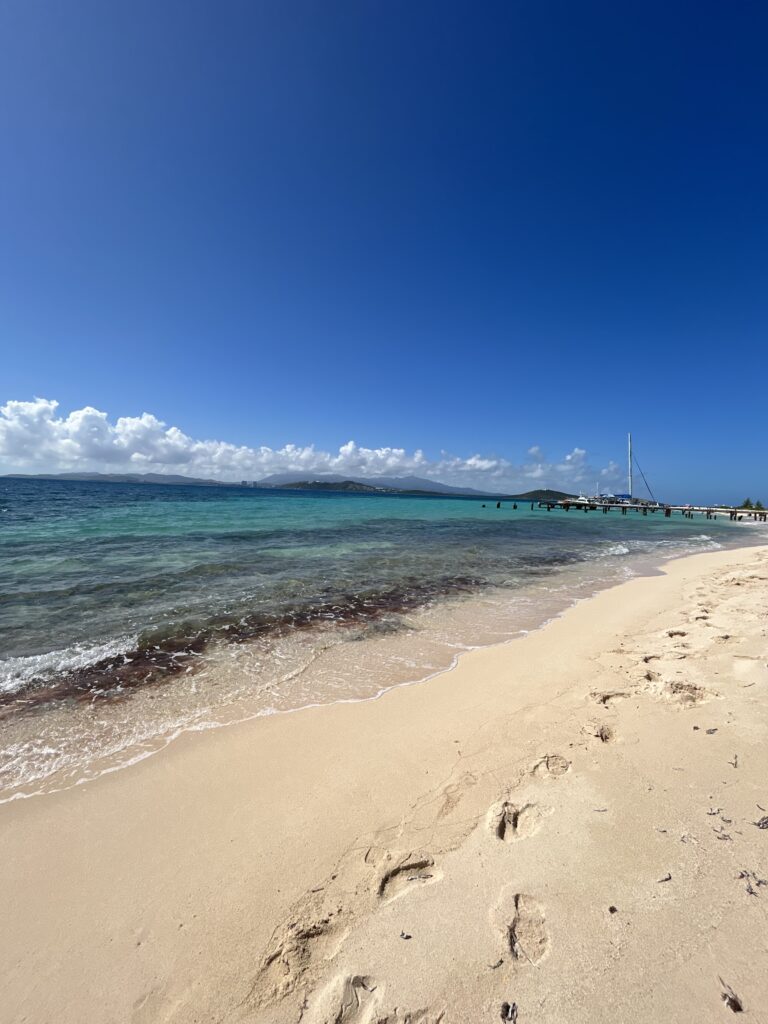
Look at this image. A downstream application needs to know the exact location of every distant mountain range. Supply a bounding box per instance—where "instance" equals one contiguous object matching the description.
[2,471,575,502]
[3,471,226,486]
[258,472,495,495]
[269,479,576,501]
[510,488,576,501]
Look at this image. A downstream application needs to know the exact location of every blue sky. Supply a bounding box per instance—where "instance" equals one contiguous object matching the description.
[1,1,766,502]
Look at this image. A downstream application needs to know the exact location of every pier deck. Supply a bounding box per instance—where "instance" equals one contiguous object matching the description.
[529,500,767,522]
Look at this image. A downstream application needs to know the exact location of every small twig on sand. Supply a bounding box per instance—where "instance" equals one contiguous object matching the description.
[738,869,767,896]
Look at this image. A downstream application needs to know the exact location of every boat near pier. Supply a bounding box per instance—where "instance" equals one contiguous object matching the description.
[525,434,767,521]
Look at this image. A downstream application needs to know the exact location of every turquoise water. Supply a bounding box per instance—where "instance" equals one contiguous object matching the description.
[0,478,760,800]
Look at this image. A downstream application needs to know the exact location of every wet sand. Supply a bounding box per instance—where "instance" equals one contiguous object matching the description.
[1,544,767,1023]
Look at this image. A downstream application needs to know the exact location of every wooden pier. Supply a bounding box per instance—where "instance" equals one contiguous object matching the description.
[529,500,767,522]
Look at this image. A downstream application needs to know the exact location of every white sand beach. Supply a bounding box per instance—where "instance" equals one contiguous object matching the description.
[2,544,767,1024]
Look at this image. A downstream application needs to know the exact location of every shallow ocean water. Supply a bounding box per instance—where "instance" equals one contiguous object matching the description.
[0,478,761,801]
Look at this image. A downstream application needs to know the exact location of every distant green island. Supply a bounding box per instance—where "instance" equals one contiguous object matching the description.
[273,480,576,501]
[2,472,575,502]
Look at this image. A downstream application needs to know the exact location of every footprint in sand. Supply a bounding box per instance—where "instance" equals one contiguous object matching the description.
[664,681,711,705]
[306,974,380,1024]
[508,894,550,964]
[377,852,440,902]
[595,724,615,743]
[435,771,477,818]
[592,690,630,706]
[491,801,551,842]
[532,754,570,779]
[493,889,550,965]
[253,905,348,1007]
[375,1010,446,1023]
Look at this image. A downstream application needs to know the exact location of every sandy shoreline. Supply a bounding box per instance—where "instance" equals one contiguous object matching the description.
[2,544,767,1023]
[5,531,739,806]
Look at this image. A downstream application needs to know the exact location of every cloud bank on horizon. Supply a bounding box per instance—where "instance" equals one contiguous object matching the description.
[0,398,621,492]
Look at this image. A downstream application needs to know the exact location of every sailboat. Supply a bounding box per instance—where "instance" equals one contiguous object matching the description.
[589,434,659,506]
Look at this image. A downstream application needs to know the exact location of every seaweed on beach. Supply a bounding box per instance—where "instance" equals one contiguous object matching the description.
[0,574,484,719]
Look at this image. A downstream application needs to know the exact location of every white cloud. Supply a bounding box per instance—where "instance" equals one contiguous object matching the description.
[0,398,622,492]
[600,460,621,479]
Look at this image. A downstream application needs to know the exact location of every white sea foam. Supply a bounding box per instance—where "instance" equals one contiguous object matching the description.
[587,533,723,562]
[0,635,139,695]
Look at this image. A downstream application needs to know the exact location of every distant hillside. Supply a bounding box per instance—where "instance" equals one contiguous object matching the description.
[276,479,391,493]
[3,472,227,486]
[3,470,491,495]
[268,481,578,500]
[504,489,576,501]
[2,474,578,502]
[259,473,499,496]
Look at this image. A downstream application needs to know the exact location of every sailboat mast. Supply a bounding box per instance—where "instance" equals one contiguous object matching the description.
[627,432,633,498]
